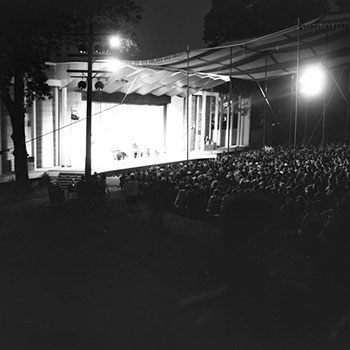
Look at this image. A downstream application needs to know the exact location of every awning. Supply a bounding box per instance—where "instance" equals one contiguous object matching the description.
[66,13,350,97]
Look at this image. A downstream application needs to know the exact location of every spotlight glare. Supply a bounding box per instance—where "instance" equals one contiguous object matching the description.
[106,58,122,73]
[109,35,122,49]
[300,64,326,97]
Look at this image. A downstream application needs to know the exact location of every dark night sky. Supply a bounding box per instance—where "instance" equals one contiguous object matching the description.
[133,0,211,60]
[132,0,338,60]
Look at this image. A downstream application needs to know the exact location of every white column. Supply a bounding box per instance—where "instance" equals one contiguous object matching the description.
[229,98,234,147]
[32,99,37,170]
[201,92,206,151]
[213,95,219,145]
[194,96,199,150]
[54,87,59,166]
[208,96,212,141]
[241,97,251,146]
[60,87,69,166]
[218,99,223,147]
[188,95,193,153]
[236,96,242,146]
[225,104,229,148]
[183,98,187,154]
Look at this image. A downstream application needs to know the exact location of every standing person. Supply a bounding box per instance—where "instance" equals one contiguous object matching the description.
[123,173,139,212]
[206,188,222,219]
[174,184,188,215]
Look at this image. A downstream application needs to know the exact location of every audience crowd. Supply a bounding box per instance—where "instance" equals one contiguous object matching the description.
[118,143,350,239]
[119,143,350,322]
[95,143,350,336]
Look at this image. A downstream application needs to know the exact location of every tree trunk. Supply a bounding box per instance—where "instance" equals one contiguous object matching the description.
[1,73,30,191]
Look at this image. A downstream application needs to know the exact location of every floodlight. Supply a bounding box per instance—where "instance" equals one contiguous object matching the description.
[300,64,326,97]
[109,35,122,49]
[78,44,87,54]
[95,80,104,91]
[78,80,87,90]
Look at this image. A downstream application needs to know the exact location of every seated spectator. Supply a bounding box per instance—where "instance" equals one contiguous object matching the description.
[174,185,188,215]
[185,184,199,218]
[123,173,139,212]
[220,187,234,212]
[206,188,222,217]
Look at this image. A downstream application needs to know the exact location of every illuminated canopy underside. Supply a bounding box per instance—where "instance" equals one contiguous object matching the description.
[66,13,350,97]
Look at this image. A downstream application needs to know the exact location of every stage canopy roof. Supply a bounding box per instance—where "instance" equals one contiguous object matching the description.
[66,12,350,97]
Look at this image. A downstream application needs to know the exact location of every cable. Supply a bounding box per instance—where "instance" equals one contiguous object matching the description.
[0,78,138,155]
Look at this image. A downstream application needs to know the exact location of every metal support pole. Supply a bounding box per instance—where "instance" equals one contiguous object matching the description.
[294,19,300,152]
[227,47,233,154]
[85,22,93,179]
[289,74,294,148]
[163,104,168,153]
[263,54,268,147]
[322,29,328,151]
[32,98,37,169]
[304,101,308,146]
[186,45,190,162]
[346,67,350,145]
[322,85,326,149]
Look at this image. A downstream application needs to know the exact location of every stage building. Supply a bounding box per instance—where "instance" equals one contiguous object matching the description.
[0,59,250,177]
[1,12,349,179]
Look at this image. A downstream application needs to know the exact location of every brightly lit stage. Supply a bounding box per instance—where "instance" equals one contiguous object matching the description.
[99,146,248,174]
[44,145,248,179]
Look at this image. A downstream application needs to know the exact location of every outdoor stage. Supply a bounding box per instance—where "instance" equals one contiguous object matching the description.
[91,145,248,174]
[45,145,247,178]
[0,145,248,184]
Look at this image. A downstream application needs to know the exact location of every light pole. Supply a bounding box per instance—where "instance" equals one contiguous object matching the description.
[299,64,327,147]
[304,100,308,146]
[85,22,94,179]
[68,30,122,179]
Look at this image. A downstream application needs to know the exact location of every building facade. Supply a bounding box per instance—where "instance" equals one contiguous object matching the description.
[0,61,251,176]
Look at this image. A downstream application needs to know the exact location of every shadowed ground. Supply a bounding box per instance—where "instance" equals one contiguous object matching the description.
[0,186,349,349]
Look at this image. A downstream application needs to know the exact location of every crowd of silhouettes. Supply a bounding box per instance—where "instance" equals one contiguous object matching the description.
[119,143,349,238]
[115,143,350,338]
[121,143,350,281]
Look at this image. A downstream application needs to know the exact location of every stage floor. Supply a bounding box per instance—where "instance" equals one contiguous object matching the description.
[0,146,248,183]
[81,145,247,174]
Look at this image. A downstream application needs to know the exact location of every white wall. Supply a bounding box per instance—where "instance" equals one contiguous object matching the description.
[36,96,56,168]
[240,97,251,146]
[65,91,86,168]
[166,96,185,155]
[48,90,186,171]
[90,102,164,168]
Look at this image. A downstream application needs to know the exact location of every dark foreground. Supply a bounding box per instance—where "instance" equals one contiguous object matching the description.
[0,187,349,350]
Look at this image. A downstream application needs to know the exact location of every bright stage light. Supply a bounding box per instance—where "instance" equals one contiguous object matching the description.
[300,64,326,97]
[109,35,122,49]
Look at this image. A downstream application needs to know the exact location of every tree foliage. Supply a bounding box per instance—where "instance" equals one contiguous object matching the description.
[203,0,329,46]
[0,0,142,107]
[335,0,350,11]
[0,0,142,189]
